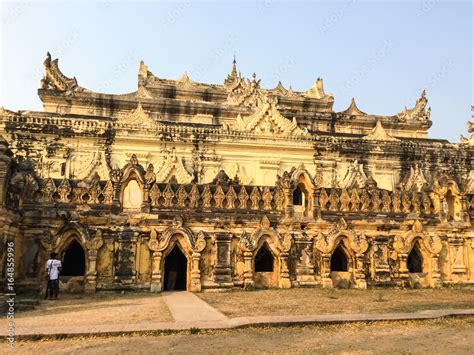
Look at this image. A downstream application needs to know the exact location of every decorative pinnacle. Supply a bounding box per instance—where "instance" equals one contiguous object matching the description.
[231,53,237,77]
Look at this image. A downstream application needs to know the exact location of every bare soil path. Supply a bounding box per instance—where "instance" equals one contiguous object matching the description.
[162,291,228,322]
[0,292,172,336]
[10,318,474,354]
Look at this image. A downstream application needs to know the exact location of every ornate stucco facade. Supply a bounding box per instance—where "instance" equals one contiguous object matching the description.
[0,53,473,293]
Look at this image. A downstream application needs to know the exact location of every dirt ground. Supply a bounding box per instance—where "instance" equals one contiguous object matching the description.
[0,292,173,332]
[8,318,474,354]
[198,287,474,318]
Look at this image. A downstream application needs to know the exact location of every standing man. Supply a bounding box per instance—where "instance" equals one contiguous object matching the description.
[45,252,62,300]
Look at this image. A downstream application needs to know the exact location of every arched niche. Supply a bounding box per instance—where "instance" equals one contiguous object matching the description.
[328,239,355,289]
[252,235,280,288]
[122,179,142,210]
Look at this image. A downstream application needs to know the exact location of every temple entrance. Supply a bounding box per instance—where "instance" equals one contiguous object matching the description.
[331,245,348,272]
[407,245,423,273]
[330,244,351,288]
[254,242,277,288]
[61,239,86,276]
[164,245,187,291]
[255,243,274,272]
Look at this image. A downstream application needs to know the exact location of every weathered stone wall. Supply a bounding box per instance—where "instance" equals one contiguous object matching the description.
[0,55,472,293]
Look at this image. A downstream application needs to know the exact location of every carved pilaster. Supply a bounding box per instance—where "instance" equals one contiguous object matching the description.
[150,251,163,293]
[85,250,98,293]
[213,233,233,286]
[321,253,332,288]
[448,237,467,274]
[243,251,254,289]
[279,251,291,288]
[431,253,442,288]
[355,253,367,289]
[295,240,316,286]
[190,252,202,292]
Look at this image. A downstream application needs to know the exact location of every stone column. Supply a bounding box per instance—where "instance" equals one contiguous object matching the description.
[85,250,98,293]
[279,252,291,288]
[243,251,254,289]
[213,233,233,287]
[84,233,104,293]
[312,189,320,220]
[354,253,367,289]
[141,185,151,213]
[150,251,163,293]
[430,253,442,288]
[189,252,202,292]
[321,253,332,288]
[0,135,12,206]
[397,253,409,286]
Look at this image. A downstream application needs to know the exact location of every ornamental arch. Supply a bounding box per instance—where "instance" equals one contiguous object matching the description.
[147,219,206,293]
[238,216,292,289]
[314,219,369,289]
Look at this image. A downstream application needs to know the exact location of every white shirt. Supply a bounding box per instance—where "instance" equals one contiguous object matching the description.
[46,259,62,280]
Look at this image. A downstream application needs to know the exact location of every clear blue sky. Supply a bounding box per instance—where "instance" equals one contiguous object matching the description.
[1,1,472,141]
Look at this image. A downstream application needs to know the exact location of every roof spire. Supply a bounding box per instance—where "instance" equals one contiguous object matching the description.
[231,53,237,77]
[224,54,239,87]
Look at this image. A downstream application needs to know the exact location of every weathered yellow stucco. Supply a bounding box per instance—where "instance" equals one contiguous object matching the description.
[0,53,473,293]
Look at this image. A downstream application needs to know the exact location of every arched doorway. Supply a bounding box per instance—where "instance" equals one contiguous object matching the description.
[253,242,277,288]
[164,245,187,291]
[331,244,348,272]
[330,243,352,288]
[407,244,423,273]
[61,239,86,276]
[255,242,274,272]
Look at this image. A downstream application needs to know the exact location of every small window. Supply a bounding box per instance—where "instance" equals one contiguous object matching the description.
[293,186,303,206]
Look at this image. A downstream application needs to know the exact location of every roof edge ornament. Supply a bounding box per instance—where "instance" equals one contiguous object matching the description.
[363,120,399,141]
[397,90,431,121]
[304,77,333,100]
[40,52,82,93]
[460,106,474,145]
[138,60,148,87]
[342,98,366,116]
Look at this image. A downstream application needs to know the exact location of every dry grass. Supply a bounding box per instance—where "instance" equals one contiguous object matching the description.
[198,286,474,318]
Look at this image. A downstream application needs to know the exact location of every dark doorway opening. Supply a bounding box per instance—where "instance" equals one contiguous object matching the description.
[61,239,86,276]
[331,245,348,272]
[164,245,187,291]
[407,245,423,273]
[293,186,303,206]
[255,243,274,272]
